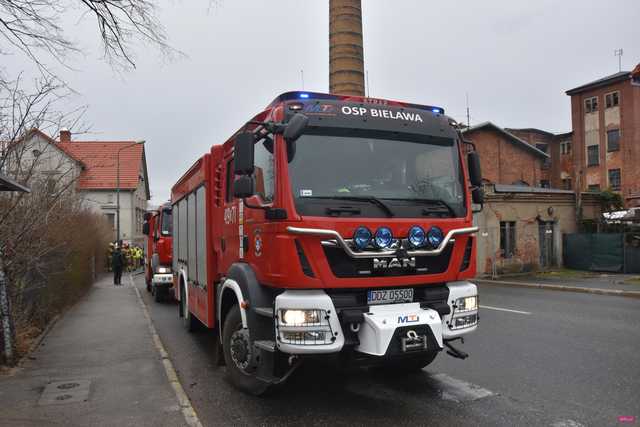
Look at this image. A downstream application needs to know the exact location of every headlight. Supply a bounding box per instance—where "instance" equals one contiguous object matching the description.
[353,226,372,250]
[408,226,426,248]
[280,309,325,326]
[157,266,171,274]
[427,226,444,248]
[455,295,478,312]
[374,227,393,249]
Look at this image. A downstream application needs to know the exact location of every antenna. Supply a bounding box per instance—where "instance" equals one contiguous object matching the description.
[466,92,471,128]
[614,48,623,72]
[301,70,305,90]
[366,70,370,97]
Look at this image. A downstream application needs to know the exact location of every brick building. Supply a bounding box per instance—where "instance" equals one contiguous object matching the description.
[566,66,640,206]
[462,122,550,187]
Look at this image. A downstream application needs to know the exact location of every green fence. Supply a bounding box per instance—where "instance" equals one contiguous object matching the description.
[563,233,640,273]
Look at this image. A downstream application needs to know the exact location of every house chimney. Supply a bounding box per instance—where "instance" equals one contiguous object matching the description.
[59,128,71,143]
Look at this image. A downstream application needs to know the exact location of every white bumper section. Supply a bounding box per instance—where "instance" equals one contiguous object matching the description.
[274,282,478,356]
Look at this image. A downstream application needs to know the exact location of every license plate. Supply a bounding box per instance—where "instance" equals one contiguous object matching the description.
[367,288,413,305]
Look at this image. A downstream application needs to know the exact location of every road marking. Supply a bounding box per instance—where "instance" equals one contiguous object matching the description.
[129,274,204,427]
[430,373,495,403]
[480,305,532,315]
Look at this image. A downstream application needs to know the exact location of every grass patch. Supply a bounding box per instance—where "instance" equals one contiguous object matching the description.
[533,269,595,279]
[625,277,640,285]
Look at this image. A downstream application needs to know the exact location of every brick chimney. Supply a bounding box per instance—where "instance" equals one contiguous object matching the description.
[329,0,365,96]
[59,128,71,143]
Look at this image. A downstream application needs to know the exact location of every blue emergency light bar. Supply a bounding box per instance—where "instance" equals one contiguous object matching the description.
[271,91,445,115]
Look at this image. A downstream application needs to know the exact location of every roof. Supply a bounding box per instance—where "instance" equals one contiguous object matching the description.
[0,173,30,192]
[493,184,574,194]
[462,122,550,158]
[59,141,149,196]
[505,127,555,138]
[565,71,630,95]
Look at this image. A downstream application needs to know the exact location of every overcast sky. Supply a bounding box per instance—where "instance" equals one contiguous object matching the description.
[5,0,640,204]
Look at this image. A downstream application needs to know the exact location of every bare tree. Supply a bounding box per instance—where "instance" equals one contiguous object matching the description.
[0,0,179,72]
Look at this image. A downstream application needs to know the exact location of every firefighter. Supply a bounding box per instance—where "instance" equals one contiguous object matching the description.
[112,244,126,286]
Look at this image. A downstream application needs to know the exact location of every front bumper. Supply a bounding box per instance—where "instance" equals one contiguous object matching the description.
[274,281,478,357]
[152,273,173,288]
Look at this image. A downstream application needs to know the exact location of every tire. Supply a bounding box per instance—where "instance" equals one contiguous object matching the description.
[222,305,270,396]
[181,282,199,332]
[379,351,438,373]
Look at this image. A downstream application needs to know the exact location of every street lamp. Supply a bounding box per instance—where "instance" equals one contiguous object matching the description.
[116,140,145,244]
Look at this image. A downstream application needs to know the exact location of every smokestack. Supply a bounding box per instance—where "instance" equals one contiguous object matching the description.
[59,128,71,143]
[329,0,365,96]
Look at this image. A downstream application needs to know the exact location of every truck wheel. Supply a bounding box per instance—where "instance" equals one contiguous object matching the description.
[222,305,270,396]
[181,282,198,332]
[380,351,438,373]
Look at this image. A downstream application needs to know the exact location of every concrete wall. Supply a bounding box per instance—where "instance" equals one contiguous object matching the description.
[474,187,601,276]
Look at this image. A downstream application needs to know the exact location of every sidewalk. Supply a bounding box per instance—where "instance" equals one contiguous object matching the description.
[0,273,188,427]
[475,273,640,298]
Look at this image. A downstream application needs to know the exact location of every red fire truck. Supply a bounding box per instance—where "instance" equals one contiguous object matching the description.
[142,203,174,302]
[171,91,483,394]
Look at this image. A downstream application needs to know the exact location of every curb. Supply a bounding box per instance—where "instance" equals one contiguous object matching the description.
[129,274,204,427]
[474,279,640,299]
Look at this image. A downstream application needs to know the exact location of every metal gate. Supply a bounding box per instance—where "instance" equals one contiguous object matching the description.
[539,221,555,268]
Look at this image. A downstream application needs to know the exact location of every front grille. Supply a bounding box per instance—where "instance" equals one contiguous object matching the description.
[323,243,453,278]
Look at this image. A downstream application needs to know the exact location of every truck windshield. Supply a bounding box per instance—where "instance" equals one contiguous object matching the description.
[161,209,172,236]
[288,133,466,217]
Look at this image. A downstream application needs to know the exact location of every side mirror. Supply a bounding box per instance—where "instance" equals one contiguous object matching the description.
[142,222,150,236]
[283,113,309,142]
[472,187,485,205]
[234,175,254,198]
[234,132,255,175]
[467,151,482,187]
[143,212,152,221]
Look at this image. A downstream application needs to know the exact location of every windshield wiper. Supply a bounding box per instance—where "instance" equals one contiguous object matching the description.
[390,198,457,217]
[303,196,395,217]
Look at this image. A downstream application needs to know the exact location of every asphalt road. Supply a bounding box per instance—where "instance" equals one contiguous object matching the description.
[134,275,640,427]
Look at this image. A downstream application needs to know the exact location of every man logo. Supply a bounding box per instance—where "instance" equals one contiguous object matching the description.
[398,314,420,324]
[373,257,416,270]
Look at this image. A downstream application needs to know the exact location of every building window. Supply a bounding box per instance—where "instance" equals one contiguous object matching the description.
[605,91,620,108]
[587,184,600,192]
[562,178,572,190]
[607,129,620,152]
[608,169,621,191]
[105,213,115,229]
[535,143,548,153]
[585,96,598,113]
[500,221,516,259]
[107,193,114,203]
[540,180,550,188]
[587,145,599,166]
[560,141,572,155]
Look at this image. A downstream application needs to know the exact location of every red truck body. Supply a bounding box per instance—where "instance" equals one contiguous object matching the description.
[143,204,174,301]
[171,91,481,393]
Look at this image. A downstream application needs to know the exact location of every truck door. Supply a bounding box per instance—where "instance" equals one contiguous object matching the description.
[220,155,241,272]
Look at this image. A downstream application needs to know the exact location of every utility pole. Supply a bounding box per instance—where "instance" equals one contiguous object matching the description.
[116,141,145,245]
[329,0,365,96]
[466,93,471,128]
[614,48,623,72]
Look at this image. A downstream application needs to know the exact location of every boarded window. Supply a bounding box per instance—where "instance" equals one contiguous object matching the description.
[587,145,599,166]
[607,129,620,152]
[500,221,516,259]
[608,169,621,191]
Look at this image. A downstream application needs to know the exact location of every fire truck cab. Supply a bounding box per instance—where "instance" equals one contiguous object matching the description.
[142,204,173,302]
[171,91,483,394]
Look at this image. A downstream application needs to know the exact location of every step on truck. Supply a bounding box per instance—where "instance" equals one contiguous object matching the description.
[171,91,484,394]
[142,203,174,302]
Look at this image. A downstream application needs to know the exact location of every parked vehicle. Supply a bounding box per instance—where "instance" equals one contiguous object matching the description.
[171,91,484,394]
[142,204,174,302]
